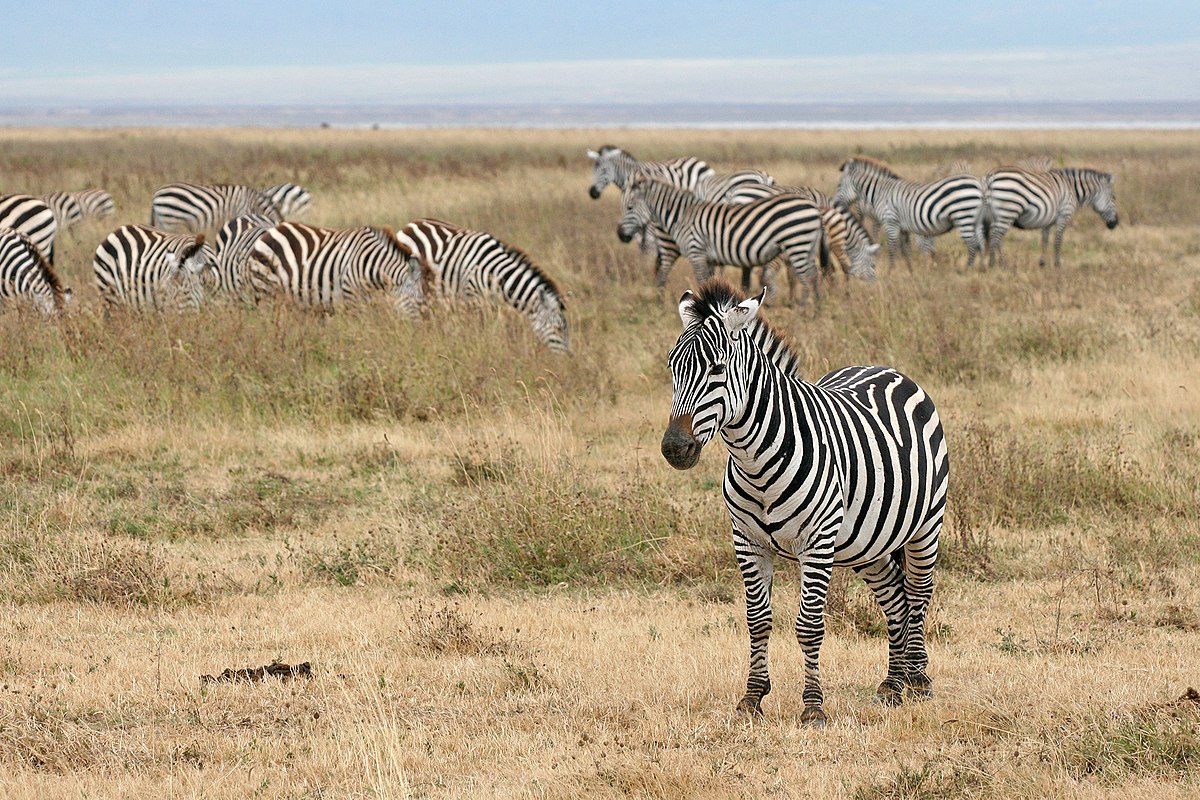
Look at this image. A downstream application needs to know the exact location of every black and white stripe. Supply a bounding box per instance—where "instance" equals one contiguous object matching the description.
[40,192,84,232]
[0,194,59,265]
[263,183,313,218]
[979,166,1118,269]
[250,222,423,316]
[618,176,830,303]
[0,229,71,315]
[71,189,116,220]
[93,225,216,311]
[397,218,569,353]
[149,182,283,233]
[833,156,983,270]
[586,145,714,199]
[211,214,278,303]
[661,281,949,725]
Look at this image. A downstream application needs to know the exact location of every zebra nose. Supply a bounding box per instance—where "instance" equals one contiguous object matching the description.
[589,186,602,199]
[1107,217,1119,229]
[617,226,634,244]
[662,416,701,470]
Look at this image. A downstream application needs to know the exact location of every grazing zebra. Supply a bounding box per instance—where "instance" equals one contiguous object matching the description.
[93,225,216,311]
[978,166,1118,269]
[250,222,424,316]
[396,218,569,353]
[71,189,116,220]
[40,192,85,232]
[149,182,283,233]
[586,145,714,199]
[618,176,838,305]
[211,214,278,302]
[263,183,313,218]
[833,156,983,270]
[0,194,58,265]
[661,280,949,725]
[0,229,71,315]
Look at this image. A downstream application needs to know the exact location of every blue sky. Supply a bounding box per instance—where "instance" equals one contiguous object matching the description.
[4,2,1198,105]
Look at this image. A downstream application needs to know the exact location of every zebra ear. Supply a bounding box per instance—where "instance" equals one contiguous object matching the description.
[722,290,764,340]
[677,290,699,328]
[868,243,881,254]
[586,149,600,161]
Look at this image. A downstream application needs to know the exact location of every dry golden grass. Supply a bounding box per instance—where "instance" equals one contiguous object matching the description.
[0,127,1198,798]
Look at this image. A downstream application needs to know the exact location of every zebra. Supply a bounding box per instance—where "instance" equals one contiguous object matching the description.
[250,222,424,316]
[211,214,278,303]
[149,182,283,233]
[617,176,852,306]
[586,145,714,200]
[93,225,216,311]
[0,229,71,315]
[0,194,58,265]
[40,192,85,232]
[693,169,777,204]
[396,218,569,353]
[660,280,949,725]
[978,166,1118,269]
[833,156,983,270]
[263,183,313,218]
[71,189,116,220]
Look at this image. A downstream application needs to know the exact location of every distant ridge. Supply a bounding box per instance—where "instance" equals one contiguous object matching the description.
[4,102,1200,129]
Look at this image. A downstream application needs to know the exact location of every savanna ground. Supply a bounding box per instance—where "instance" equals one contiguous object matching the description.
[1,127,1199,798]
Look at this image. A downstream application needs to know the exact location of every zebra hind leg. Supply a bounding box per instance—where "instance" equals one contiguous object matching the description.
[900,530,939,700]
[852,554,913,706]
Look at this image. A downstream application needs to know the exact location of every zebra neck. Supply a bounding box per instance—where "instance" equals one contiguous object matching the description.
[719,345,811,466]
[615,154,640,189]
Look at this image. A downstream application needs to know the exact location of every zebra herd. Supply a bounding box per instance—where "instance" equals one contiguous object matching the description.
[1,180,570,352]
[588,146,1119,301]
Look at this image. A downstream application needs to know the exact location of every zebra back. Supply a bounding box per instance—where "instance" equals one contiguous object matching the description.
[693,170,776,204]
[150,183,283,233]
[250,222,422,315]
[397,218,569,353]
[71,189,116,220]
[262,183,313,218]
[0,229,71,315]
[213,214,279,302]
[0,194,59,265]
[93,225,216,311]
[40,192,85,231]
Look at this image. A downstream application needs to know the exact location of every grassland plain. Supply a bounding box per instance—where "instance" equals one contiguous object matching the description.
[0,127,1198,799]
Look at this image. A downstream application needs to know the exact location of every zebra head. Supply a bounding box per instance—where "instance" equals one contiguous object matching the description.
[587,145,625,199]
[165,235,216,309]
[662,283,764,470]
[835,205,881,280]
[617,175,652,244]
[1089,172,1119,229]
[264,183,313,218]
[532,287,570,353]
[832,159,863,207]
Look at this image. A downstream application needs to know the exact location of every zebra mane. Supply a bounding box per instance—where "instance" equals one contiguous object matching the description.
[8,230,68,308]
[841,155,901,178]
[1054,166,1114,182]
[689,280,802,378]
[493,236,565,310]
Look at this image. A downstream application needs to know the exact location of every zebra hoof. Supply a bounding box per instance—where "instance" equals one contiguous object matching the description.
[800,706,827,728]
[736,695,764,717]
[875,678,905,707]
[904,671,933,701]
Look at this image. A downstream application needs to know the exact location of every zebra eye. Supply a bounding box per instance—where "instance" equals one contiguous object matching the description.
[711,362,726,375]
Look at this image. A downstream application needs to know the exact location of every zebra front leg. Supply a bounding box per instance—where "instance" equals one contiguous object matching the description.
[1053,216,1070,268]
[795,556,834,727]
[1039,226,1051,268]
[900,530,939,700]
[884,224,902,271]
[852,554,912,706]
[734,541,774,717]
[899,230,914,272]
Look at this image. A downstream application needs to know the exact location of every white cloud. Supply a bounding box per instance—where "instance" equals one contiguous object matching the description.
[2,43,1197,106]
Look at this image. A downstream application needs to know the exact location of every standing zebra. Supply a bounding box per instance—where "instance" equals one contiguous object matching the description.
[71,189,116,220]
[93,225,216,311]
[396,218,569,353]
[263,183,313,218]
[40,192,85,232]
[0,229,71,315]
[618,176,844,305]
[149,182,283,233]
[978,166,1118,269]
[661,281,949,725]
[586,145,714,199]
[211,214,278,303]
[833,156,983,270]
[0,194,58,265]
[250,222,424,316]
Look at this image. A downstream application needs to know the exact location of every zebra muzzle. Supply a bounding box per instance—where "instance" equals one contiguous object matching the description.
[617,225,635,244]
[589,185,602,199]
[1107,217,1119,229]
[661,415,702,470]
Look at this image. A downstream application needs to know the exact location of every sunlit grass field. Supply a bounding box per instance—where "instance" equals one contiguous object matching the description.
[1,127,1198,798]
